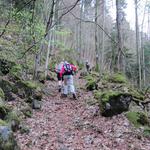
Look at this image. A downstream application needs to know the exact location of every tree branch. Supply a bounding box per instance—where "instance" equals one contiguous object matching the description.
[0,0,34,38]
[20,0,81,58]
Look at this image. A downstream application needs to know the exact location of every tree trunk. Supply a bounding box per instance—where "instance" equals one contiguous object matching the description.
[79,0,84,62]
[101,0,105,74]
[115,0,124,72]
[95,0,99,72]
[135,0,142,89]
[45,32,52,77]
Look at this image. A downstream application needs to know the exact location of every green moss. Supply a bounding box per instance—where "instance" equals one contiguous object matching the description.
[94,90,102,100]
[5,111,20,123]
[126,112,140,127]
[95,63,99,72]
[109,73,127,83]
[0,102,10,119]
[143,127,150,137]
[0,79,18,94]
[3,141,14,150]
[86,80,97,91]
[23,110,32,118]
[0,88,5,99]
[0,119,7,126]
[100,90,121,103]
[85,75,94,81]
[90,71,99,78]
[85,74,97,91]
[102,72,110,81]
[21,106,32,118]
[22,81,38,89]
[126,111,150,127]
[9,64,22,77]
[77,63,84,70]
[129,89,144,100]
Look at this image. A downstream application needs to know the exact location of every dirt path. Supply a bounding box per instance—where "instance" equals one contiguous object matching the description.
[15,77,150,150]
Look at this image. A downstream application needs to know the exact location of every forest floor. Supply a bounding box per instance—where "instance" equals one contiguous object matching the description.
[15,74,150,150]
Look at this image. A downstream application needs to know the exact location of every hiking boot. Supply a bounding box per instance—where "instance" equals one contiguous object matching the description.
[58,87,61,92]
[73,93,77,100]
[61,94,67,98]
[58,85,61,92]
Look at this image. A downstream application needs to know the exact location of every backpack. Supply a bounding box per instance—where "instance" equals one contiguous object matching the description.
[64,63,72,73]
[56,63,63,73]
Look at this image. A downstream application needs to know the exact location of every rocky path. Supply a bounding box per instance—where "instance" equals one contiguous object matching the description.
[15,76,150,150]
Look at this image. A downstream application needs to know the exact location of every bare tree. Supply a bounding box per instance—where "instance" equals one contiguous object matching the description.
[135,0,142,89]
[115,0,124,72]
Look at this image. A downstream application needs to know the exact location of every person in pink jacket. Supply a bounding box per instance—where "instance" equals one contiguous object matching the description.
[59,61,77,99]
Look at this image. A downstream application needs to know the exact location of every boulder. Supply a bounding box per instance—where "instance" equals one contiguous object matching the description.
[32,99,42,109]
[20,104,32,118]
[0,78,18,101]
[0,125,20,150]
[5,110,21,132]
[126,111,150,127]
[98,91,132,117]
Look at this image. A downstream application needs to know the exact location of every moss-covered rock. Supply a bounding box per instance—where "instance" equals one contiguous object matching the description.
[126,111,150,127]
[5,110,21,132]
[0,100,10,119]
[32,99,42,109]
[0,126,20,150]
[98,90,132,117]
[0,78,18,100]
[21,81,38,89]
[16,80,40,99]
[20,105,32,118]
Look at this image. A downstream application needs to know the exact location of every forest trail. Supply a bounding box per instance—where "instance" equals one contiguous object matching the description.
[15,74,150,150]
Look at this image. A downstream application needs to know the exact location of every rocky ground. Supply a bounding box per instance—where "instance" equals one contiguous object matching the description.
[15,76,150,150]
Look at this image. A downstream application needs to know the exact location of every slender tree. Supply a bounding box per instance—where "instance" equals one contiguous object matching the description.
[95,0,99,71]
[115,0,125,72]
[135,0,142,89]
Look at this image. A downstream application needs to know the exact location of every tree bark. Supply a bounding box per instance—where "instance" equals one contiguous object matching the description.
[95,0,99,71]
[115,0,124,72]
[135,0,142,89]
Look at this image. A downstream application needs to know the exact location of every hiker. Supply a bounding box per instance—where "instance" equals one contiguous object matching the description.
[55,61,64,92]
[85,60,90,72]
[59,61,77,99]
